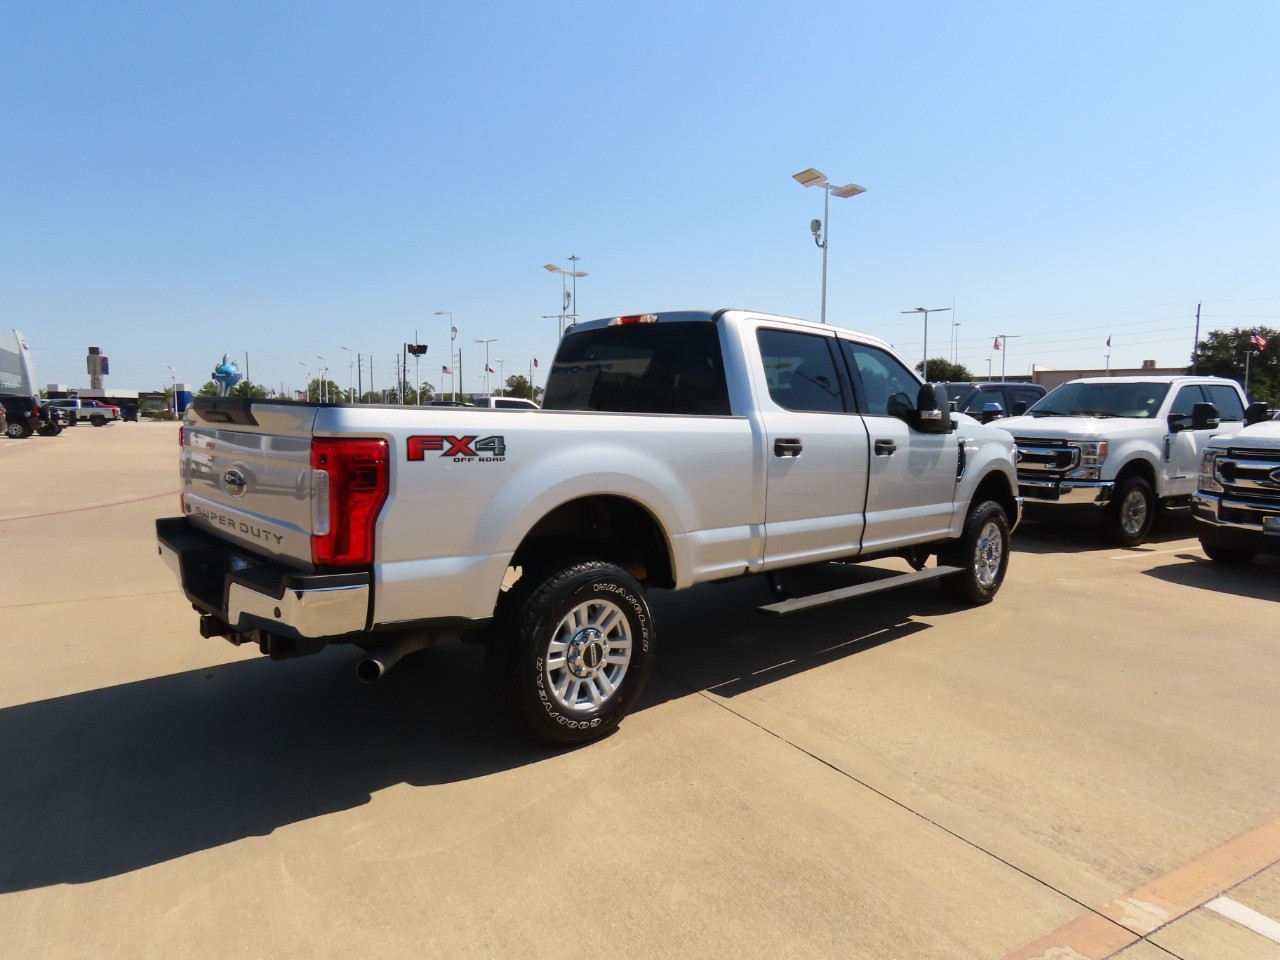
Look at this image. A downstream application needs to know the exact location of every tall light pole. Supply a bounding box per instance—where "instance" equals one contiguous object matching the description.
[167,364,175,413]
[991,334,1021,382]
[474,338,498,396]
[793,168,866,325]
[496,359,505,396]
[434,311,454,399]
[544,261,588,338]
[900,306,951,381]
[298,361,309,401]
[316,356,327,402]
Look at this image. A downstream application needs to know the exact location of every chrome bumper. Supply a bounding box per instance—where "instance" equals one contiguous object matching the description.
[1192,492,1280,534]
[156,517,371,640]
[1017,476,1114,507]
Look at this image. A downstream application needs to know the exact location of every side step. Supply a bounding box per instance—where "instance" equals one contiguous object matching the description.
[758,565,962,617]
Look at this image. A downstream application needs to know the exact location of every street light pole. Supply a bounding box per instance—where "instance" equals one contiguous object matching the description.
[544,261,588,338]
[474,338,498,397]
[340,346,353,402]
[899,307,952,381]
[496,359,505,396]
[316,356,327,402]
[298,361,309,401]
[793,168,866,324]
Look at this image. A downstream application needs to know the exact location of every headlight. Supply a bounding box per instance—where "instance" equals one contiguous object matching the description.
[1066,440,1108,479]
[1199,450,1224,493]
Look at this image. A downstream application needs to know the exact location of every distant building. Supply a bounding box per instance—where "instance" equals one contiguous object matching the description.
[0,329,38,395]
[1029,361,1184,392]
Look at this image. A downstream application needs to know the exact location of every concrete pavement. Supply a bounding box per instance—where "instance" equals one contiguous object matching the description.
[1,421,1278,958]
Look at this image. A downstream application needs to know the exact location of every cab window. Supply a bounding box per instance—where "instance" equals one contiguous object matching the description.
[756,329,846,413]
[841,341,919,420]
[1203,384,1245,421]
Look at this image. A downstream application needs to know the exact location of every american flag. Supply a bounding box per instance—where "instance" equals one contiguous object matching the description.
[993,338,1002,351]
[533,358,539,368]
[487,365,495,373]
[442,365,452,375]
[1251,333,1268,350]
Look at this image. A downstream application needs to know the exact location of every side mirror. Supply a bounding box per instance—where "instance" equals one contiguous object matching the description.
[1012,400,1029,417]
[1191,401,1220,431]
[979,401,1005,424]
[915,383,954,433]
[1245,401,1269,426]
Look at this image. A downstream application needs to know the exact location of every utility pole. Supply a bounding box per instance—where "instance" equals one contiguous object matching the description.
[1192,302,1202,374]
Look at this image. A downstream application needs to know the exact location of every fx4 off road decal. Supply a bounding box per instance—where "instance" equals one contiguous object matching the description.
[407,434,507,462]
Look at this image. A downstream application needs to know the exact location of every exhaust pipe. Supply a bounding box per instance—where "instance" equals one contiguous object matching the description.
[356,633,432,683]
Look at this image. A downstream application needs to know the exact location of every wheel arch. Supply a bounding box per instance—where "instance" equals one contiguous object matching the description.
[970,468,1019,528]
[1113,456,1158,494]
[509,494,675,589]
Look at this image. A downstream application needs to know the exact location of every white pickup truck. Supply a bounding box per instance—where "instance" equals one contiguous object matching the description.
[157,309,1021,744]
[997,375,1252,545]
[1193,415,1280,563]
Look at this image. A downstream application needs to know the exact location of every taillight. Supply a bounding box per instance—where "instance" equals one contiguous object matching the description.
[178,426,186,447]
[310,439,389,566]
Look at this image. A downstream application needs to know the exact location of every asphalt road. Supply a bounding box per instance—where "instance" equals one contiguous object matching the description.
[2,421,1278,959]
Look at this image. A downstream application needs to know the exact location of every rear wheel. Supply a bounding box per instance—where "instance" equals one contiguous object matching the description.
[6,421,32,439]
[487,559,655,745]
[1200,539,1254,564]
[938,500,1010,604]
[1102,476,1154,546]
[90,415,105,426]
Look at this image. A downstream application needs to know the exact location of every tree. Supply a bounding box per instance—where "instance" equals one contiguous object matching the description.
[197,380,270,398]
[914,358,973,382]
[1189,327,1278,405]
[504,374,542,402]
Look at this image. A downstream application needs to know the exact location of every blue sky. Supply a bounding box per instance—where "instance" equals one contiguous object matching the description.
[3,0,1277,396]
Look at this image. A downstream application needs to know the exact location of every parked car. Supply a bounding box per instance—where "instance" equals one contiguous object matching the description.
[1193,407,1280,563]
[424,400,474,407]
[943,381,1046,423]
[471,396,540,409]
[39,403,74,433]
[1,395,48,438]
[45,398,121,426]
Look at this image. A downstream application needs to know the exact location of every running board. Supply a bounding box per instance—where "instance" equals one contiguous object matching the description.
[758,566,963,616]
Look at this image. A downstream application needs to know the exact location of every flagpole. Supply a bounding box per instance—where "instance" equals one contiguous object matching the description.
[1245,348,1251,393]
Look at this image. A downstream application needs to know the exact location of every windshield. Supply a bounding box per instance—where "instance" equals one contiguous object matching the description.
[1028,381,1170,419]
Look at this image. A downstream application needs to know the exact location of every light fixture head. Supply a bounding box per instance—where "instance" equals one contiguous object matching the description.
[831,182,867,199]
[792,168,827,188]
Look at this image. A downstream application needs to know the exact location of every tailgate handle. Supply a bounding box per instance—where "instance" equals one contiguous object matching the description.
[874,439,897,456]
[774,438,803,458]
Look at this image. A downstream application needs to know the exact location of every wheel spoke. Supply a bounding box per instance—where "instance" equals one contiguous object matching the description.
[584,677,606,707]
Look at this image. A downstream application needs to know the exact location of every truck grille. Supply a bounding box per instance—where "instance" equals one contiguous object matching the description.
[1012,437,1079,475]
[1217,449,1280,506]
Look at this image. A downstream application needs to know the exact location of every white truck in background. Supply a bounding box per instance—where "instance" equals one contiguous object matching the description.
[997,376,1255,545]
[157,309,1021,745]
[1193,415,1280,563]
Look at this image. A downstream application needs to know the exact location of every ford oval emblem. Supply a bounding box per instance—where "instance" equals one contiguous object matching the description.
[223,467,248,498]
[1270,467,1280,485]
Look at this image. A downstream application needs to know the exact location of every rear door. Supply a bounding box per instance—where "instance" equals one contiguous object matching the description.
[840,340,959,549]
[753,326,870,568]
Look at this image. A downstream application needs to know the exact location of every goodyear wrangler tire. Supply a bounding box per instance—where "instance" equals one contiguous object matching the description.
[492,560,655,746]
[1102,475,1154,546]
[938,500,1010,605]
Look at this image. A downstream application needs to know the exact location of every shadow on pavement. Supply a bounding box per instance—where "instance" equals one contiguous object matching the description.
[1142,553,1280,602]
[1013,507,1198,555]
[0,565,956,893]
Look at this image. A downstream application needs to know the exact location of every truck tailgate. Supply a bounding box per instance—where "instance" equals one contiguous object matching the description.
[180,403,318,568]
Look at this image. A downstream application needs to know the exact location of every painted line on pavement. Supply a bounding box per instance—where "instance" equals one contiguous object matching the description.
[1001,814,1280,959]
[0,489,177,522]
[1205,896,1280,944]
[1108,543,1200,560]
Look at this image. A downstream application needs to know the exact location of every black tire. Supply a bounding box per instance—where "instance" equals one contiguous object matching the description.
[1102,475,1154,546]
[6,421,32,439]
[487,559,655,746]
[37,423,62,436]
[937,500,1011,605]
[90,415,105,426]
[1200,539,1254,564]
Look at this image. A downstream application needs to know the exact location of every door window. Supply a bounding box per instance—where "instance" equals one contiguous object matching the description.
[1168,385,1205,418]
[756,329,846,413]
[840,341,919,420]
[1203,384,1245,421]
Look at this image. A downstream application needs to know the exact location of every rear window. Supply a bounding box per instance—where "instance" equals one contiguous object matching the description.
[542,321,731,415]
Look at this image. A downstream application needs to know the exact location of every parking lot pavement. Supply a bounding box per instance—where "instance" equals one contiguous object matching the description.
[2,422,1278,959]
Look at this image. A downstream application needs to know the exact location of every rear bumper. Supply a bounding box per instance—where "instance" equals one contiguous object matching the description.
[1017,476,1114,507]
[156,517,371,640]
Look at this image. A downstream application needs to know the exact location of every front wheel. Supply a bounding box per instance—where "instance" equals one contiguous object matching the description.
[1102,476,1154,546]
[488,559,655,746]
[938,500,1011,604]
[1200,539,1254,564]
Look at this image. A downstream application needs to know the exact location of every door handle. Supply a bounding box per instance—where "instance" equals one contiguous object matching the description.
[774,438,803,458]
[874,439,897,456]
